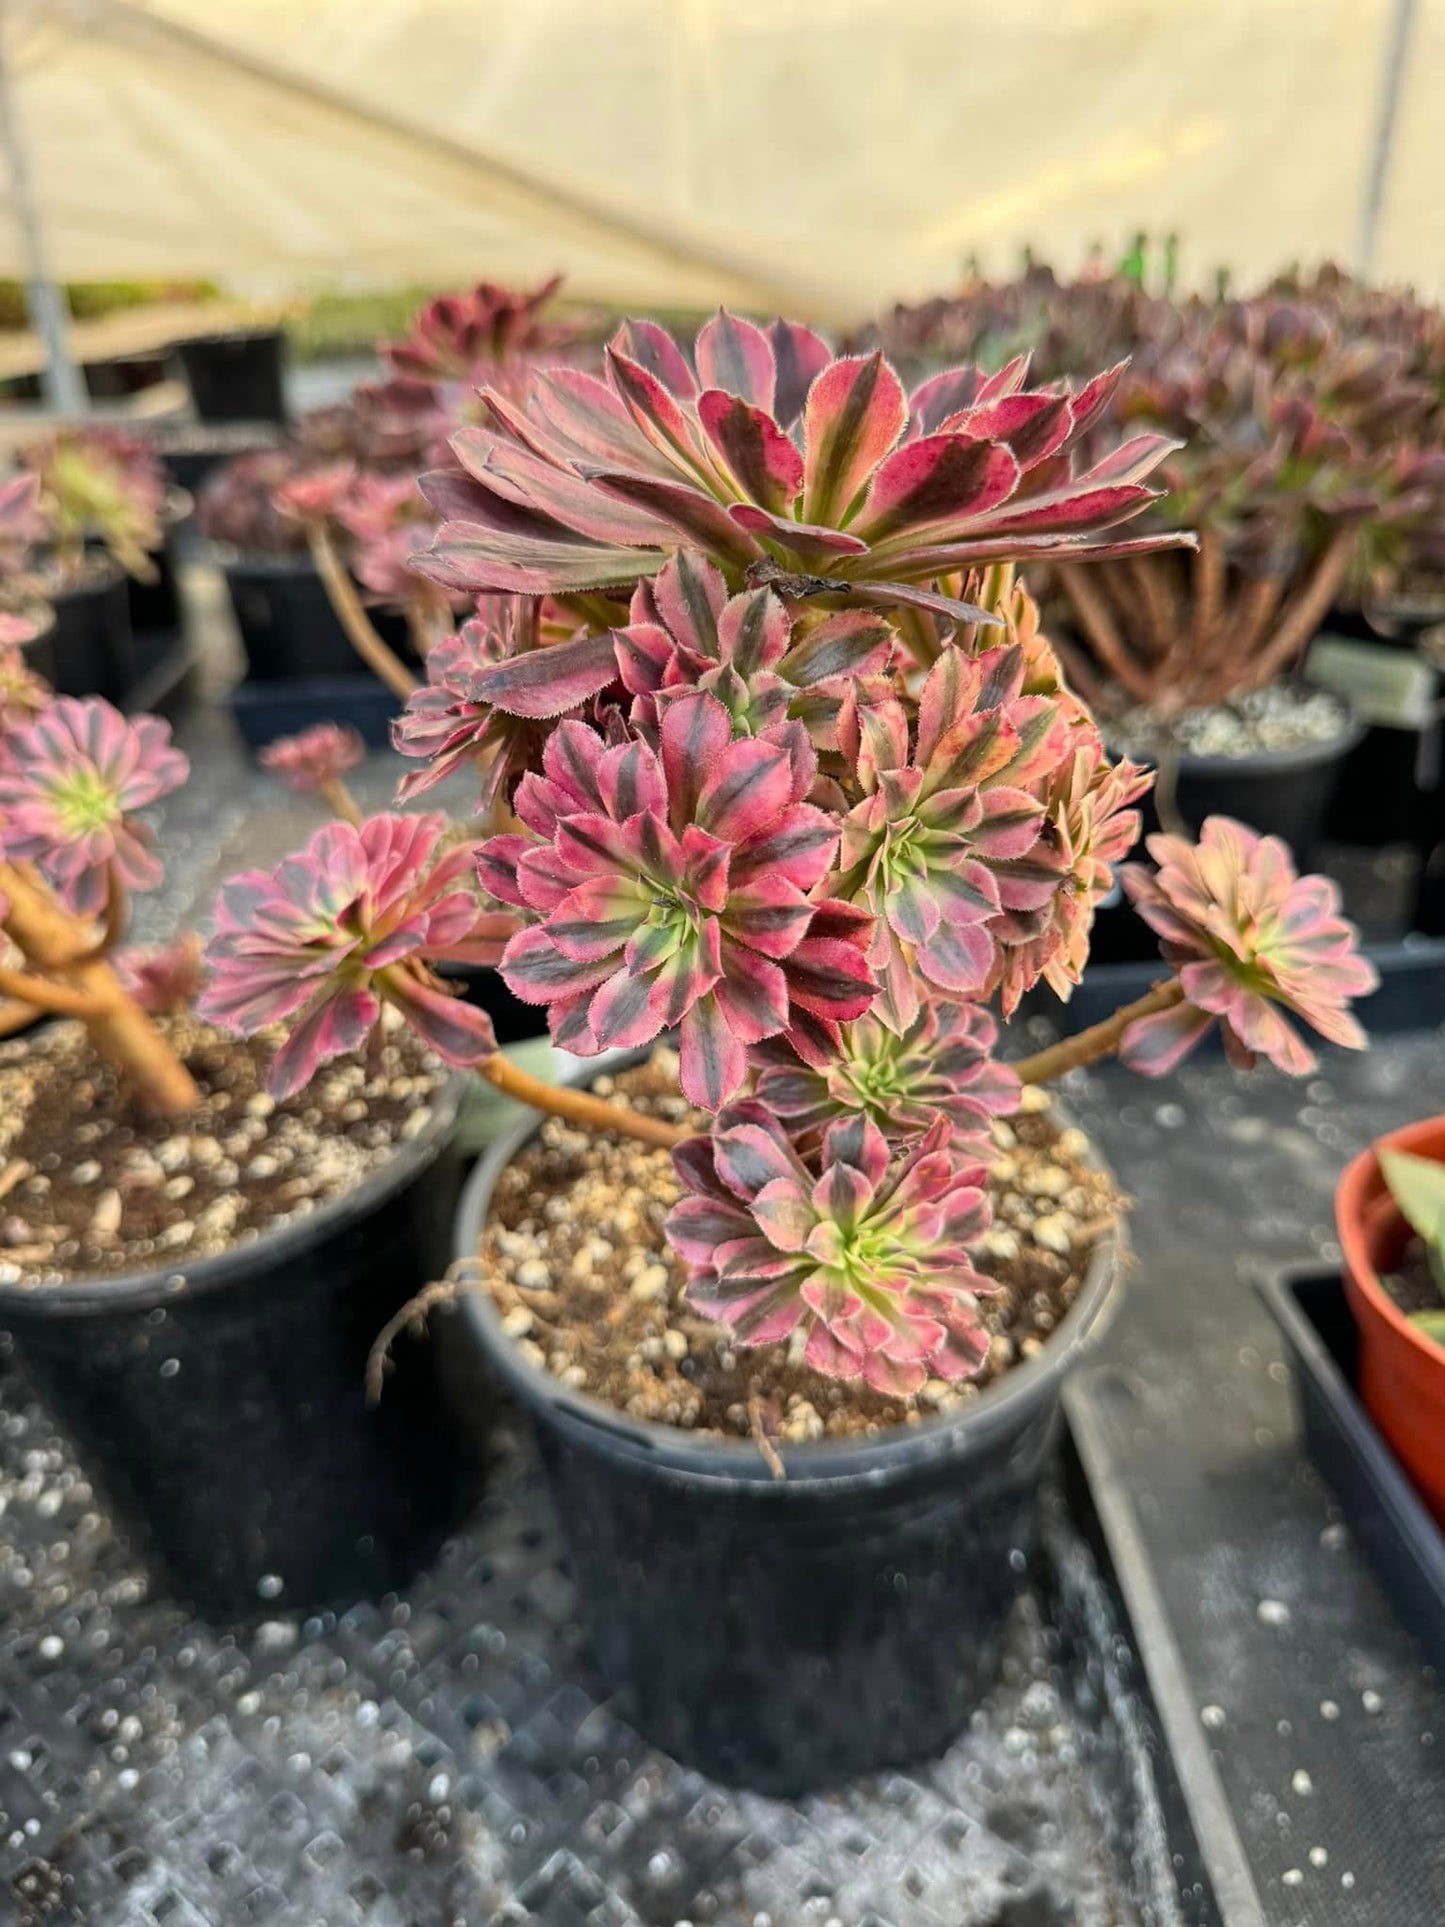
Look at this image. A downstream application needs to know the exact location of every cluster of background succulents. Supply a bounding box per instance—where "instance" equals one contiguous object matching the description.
[872,259,1445,717]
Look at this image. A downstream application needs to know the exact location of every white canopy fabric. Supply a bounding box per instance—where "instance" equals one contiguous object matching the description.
[2,0,1443,324]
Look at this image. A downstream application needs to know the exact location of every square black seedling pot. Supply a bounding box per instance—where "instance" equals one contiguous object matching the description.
[1257,1266,1445,1675]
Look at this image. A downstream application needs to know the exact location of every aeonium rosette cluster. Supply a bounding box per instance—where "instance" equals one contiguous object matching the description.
[5,306,1366,1402]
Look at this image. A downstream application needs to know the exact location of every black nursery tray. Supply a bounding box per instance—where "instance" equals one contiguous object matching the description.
[228,674,406,752]
[1257,1266,1445,1677]
[0,1330,1242,1927]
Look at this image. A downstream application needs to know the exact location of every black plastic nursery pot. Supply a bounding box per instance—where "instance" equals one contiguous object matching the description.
[47,559,136,705]
[175,327,288,426]
[0,1076,476,1623]
[1140,718,1364,864]
[437,961,549,1045]
[16,606,58,689]
[216,549,416,684]
[150,424,285,499]
[452,1051,1124,1795]
[120,488,193,645]
[1088,716,1366,965]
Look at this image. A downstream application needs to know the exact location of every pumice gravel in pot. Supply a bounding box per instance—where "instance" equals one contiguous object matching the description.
[453,1049,1124,1793]
[0,1021,472,1620]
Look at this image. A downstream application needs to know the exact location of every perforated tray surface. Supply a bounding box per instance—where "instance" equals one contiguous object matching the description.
[0,1336,1202,1927]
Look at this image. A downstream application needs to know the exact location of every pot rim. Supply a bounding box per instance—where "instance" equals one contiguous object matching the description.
[1337,1114,1445,1369]
[176,326,283,350]
[452,1046,1126,1489]
[43,553,128,600]
[203,540,317,573]
[0,1064,466,1318]
[1107,701,1364,777]
[160,486,194,532]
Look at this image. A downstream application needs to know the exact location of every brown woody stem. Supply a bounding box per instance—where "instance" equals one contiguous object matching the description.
[1190,530,1227,660]
[0,862,200,1115]
[479,1051,688,1150]
[67,864,129,965]
[0,961,102,1018]
[1245,531,1356,693]
[308,526,418,700]
[319,775,363,827]
[1057,564,1156,704]
[1011,978,1186,1088]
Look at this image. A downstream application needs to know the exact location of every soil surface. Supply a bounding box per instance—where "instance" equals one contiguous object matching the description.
[1107,681,1350,760]
[1384,1238,1445,1319]
[0,1016,446,1286]
[476,1051,1122,1443]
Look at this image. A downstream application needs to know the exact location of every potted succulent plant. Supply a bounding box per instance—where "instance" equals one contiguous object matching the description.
[0,619,536,1611]
[193,442,422,747]
[10,428,174,705]
[246,307,1375,1792]
[198,278,577,750]
[1336,1121,1445,1525]
[881,265,1445,864]
[1043,298,1437,862]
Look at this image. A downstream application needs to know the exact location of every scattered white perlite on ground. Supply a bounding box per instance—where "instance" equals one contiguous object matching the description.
[1107,683,1351,760]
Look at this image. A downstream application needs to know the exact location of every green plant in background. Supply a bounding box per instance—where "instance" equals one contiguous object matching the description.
[285,286,448,363]
[1379,1148,1445,1347]
[0,279,220,332]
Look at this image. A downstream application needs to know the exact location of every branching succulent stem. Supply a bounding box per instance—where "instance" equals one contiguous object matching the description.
[318,775,363,826]
[1012,978,1186,1087]
[307,525,418,700]
[478,1051,688,1151]
[0,860,200,1115]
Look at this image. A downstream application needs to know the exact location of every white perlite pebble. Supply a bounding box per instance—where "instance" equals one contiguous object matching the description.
[1257,1599,1291,1627]
[500,1307,534,1339]
[629,1265,669,1301]
[1362,1689,1383,1714]
[1032,1215,1073,1256]
[1310,1848,1328,1868]
[1282,1868,1303,1889]
[1200,1705,1227,1731]
[1291,1769,1313,1796]
[1320,1699,1340,1721]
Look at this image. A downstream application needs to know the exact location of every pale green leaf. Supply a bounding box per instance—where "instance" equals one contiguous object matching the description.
[1379,1146,1445,1294]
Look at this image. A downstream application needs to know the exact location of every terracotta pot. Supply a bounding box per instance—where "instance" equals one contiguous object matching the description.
[1336,1116,1445,1525]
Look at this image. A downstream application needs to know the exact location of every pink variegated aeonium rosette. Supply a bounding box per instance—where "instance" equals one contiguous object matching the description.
[1119,817,1378,1076]
[199,813,505,1098]
[0,697,189,916]
[193,308,1377,1399]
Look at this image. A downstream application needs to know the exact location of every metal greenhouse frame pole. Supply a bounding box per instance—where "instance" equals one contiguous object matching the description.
[1356,0,1419,279]
[0,0,86,415]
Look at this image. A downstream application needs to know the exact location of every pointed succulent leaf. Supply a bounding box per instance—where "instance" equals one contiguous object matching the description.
[803,352,909,526]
